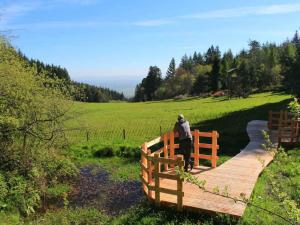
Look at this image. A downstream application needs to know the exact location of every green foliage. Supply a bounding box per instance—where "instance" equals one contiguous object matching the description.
[93,146,115,157]
[32,208,109,225]
[288,98,300,117]
[135,31,300,101]
[112,201,237,225]
[0,37,78,216]
[116,146,140,159]
[46,184,71,198]
[242,149,300,225]
[166,58,176,79]
[134,66,162,101]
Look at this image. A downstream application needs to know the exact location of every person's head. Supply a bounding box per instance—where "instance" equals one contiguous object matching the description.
[177,114,184,121]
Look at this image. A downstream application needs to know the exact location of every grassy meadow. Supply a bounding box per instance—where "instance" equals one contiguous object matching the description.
[66,92,291,170]
[67,92,290,144]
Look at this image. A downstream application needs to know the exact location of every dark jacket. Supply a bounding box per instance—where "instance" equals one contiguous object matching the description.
[174,119,192,140]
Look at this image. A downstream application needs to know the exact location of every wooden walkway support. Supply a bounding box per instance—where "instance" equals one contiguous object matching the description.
[140,121,278,217]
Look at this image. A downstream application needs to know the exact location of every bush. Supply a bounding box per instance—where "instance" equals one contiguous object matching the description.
[93,147,115,158]
[116,146,140,159]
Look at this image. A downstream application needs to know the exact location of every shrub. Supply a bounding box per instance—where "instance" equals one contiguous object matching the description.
[93,147,115,158]
[116,146,140,159]
[33,208,109,225]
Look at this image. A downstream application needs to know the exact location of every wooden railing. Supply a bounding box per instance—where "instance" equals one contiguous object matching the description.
[268,111,300,145]
[140,130,219,211]
[268,110,293,130]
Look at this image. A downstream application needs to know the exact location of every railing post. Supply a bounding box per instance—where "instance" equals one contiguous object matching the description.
[154,152,160,206]
[147,149,153,198]
[163,132,169,171]
[268,111,272,130]
[141,143,148,193]
[193,130,199,167]
[211,131,218,168]
[170,131,175,169]
[176,155,184,211]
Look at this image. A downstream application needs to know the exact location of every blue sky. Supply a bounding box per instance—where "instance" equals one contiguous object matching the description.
[1,0,300,95]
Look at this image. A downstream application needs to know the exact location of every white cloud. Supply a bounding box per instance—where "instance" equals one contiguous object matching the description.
[0,1,40,24]
[183,3,300,19]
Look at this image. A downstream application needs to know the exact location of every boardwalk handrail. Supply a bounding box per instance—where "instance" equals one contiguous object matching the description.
[268,110,300,145]
[140,129,219,211]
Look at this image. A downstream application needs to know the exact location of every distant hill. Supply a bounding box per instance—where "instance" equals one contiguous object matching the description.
[12,44,125,102]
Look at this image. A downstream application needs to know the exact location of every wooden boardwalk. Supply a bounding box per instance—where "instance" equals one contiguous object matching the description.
[147,120,276,217]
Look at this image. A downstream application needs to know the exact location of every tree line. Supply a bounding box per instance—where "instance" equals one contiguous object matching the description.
[17,47,125,102]
[134,31,300,101]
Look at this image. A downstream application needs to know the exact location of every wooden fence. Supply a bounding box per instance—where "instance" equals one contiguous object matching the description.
[140,130,219,211]
[269,111,300,145]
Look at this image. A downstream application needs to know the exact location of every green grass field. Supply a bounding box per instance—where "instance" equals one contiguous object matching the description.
[66,92,291,167]
[67,92,290,143]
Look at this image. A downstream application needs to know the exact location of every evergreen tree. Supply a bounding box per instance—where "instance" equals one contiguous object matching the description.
[166,58,176,79]
[210,53,221,91]
[180,54,194,72]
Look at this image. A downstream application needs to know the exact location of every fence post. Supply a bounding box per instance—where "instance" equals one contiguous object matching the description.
[268,111,272,130]
[176,155,184,211]
[194,130,199,167]
[141,143,148,194]
[154,152,160,207]
[163,132,169,171]
[170,131,175,169]
[211,131,218,168]
[123,129,126,140]
[86,131,89,142]
[147,149,153,198]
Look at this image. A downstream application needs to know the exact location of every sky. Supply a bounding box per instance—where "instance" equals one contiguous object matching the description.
[1,0,300,96]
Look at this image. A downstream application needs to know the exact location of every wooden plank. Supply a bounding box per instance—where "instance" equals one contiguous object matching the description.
[268,111,272,129]
[193,154,220,161]
[199,143,219,149]
[146,136,163,148]
[147,150,153,186]
[157,187,180,195]
[211,131,218,168]
[151,157,178,164]
[157,173,178,180]
[141,143,148,191]
[163,133,169,171]
[194,130,199,167]
[177,155,184,211]
[154,152,160,206]
[150,148,164,156]
[198,132,213,137]
[170,131,175,169]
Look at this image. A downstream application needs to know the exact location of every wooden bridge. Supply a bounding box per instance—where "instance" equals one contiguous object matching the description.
[140,120,277,217]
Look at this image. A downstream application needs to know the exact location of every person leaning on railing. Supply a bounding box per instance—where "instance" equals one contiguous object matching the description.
[174,114,194,172]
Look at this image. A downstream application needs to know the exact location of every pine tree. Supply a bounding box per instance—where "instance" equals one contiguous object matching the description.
[166,58,176,79]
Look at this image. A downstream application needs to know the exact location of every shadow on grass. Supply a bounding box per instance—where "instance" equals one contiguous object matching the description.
[191,98,291,158]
